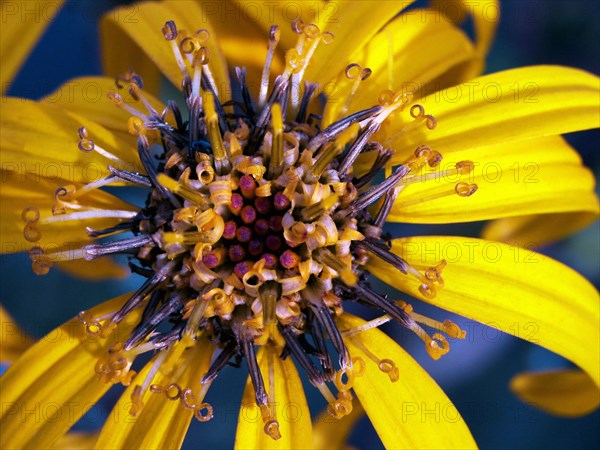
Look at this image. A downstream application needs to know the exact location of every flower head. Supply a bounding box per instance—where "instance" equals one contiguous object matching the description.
[1,1,599,449]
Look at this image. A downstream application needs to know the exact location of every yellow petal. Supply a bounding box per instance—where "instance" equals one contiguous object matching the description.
[0,98,142,183]
[312,401,364,450]
[374,66,600,165]
[52,432,98,450]
[387,136,599,224]
[367,236,600,391]
[482,212,599,247]
[510,369,600,417]
[95,340,214,449]
[333,9,474,119]
[306,1,415,85]
[230,0,325,55]
[338,313,477,449]
[0,0,64,87]
[0,174,138,254]
[0,305,33,363]
[41,76,166,141]
[101,1,230,96]
[0,293,139,449]
[431,0,499,78]
[56,258,129,280]
[201,0,288,87]
[235,346,312,449]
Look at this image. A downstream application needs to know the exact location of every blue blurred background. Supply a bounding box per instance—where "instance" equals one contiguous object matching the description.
[1,1,599,449]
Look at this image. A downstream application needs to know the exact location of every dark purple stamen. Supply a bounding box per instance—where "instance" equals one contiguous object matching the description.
[254,218,270,235]
[273,192,290,210]
[265,235,282,251]
[254,197,271,214]
[241,205,257,224]
[236,226,252,243]
[229,244,246,262]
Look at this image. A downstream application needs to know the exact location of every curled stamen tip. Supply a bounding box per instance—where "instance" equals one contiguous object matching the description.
[427,150,443,167]
[107,92,124,106]
[443,320,466,339]
[78,138,95,152]
[162,20,178,40]
[427,334,450,360]
[351,356,366,377]
[264,420,281,440]
[194,402,214,422]
[418,283,437,299]
[334,366,355,391]
[455,182,478,197]
[425,114,437,129]
[195,28,210,42]
[328,396,353,419]
[195,46,210,65]
[378,358,399,382]
[321,31,335,44]
[410,104,425,119]
[345,63,362,79]
[378,89,394,107]
[455,160,475,174]
[304,23,320,39]
[291,18,305,33]
[361,67,372,81]
[269,25,281,43]
[21,206,40,223]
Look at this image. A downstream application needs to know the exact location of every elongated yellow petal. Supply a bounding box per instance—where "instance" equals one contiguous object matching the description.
[230,0,325,55]
[339,9,474,116]
[0,305,33,363]
[235,346,312,449]
[0,293,138,449]
[95,340,214,450]
[338,313,477,449]
[312,401,364,450]
[102,1,230,96]
[367,236,600,392]
[0,98,142,183]
[431,0,499,78]
[56,258,129,280]
[510,369,600,417]
[41,76,166,141]
[52,432,98,450]
[387,136,599,224]
[482,211,599,247]
[0,0,64,87]
[372,66,600,165]
[0,174,138,254]
[306,1,415,85]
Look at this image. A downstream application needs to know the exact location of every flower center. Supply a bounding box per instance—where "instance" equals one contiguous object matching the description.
[22,18,477,439]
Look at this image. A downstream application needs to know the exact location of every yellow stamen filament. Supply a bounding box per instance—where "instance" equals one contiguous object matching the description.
[269,103,284,176]
[393,182,478,209]
[158,173,207,206]
[263,349,281,440]
[202,91,230,174]
[301,194,339,221]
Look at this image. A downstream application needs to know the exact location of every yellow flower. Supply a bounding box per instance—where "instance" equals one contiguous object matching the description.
[1,1,599,449]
